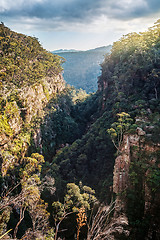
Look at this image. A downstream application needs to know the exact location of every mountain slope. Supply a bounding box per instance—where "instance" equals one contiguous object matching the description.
[1,20,160,240]
[0,23,65,171]
[52,45,112,93]
[0,24,66,239]
[96,20,160,240]
[49,20,160,239]
[52,49,80,53]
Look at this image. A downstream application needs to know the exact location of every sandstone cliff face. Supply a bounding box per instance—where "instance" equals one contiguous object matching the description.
[88,129,160,240]
[18,74,65,123]
[0,74,65,176]
[92,22,160,239]
[113,135,131,194]
[109,129,160,239]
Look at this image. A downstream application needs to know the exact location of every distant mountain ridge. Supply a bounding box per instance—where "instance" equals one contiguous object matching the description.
[52,49,80,53]
[52,46,111,54]
[86,46,112,52]
[52,45,112,93]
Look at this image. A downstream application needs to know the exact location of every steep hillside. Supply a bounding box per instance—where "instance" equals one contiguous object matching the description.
[1,20,160,240]
[0,23,65,175]
[52,46,111,93]
[49,20,160,239]
[40,87,99,161]
[89,20,160,239]
[0,24,66,239]
[0,24,100,240]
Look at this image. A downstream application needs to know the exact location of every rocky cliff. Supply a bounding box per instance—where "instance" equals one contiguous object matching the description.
[88,129,160,240]
[88,21,160,240]
[111,130,160,240]
[1,21,160,240]
[0,24,65,176]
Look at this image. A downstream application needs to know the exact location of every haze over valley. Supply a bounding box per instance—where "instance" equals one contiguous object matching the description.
[52,46,112,92]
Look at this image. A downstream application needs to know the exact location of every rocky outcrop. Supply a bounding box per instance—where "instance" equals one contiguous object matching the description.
[0,73,65,175]
[89,128,160,239]
[18,74,65,123]
[111,128,160,239]
[113,135,131,194]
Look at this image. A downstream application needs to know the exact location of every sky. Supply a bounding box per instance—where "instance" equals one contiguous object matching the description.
[0,0,160,51]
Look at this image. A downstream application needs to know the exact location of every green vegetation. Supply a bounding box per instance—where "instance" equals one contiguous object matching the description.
[107,112,133,153]
[40,86,99,161]
[126,149,160,239]
[52,182,96,239]
[99,20,160,117]
[0,24,65,239]
[98,20,160,239]
[0,20,160,239]
[0,23,64,89]
[49,20,160,239]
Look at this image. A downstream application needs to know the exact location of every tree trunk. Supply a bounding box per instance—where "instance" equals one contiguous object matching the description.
[13,206,26,239]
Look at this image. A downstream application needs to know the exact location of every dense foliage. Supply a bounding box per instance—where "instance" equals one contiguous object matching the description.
[48,20,160,239]
[99,20,160,116]
[97,19,160,239]
[40,87,100,161]
[0,24,65,239]
[0,20,160,240]
[0,23,64,89]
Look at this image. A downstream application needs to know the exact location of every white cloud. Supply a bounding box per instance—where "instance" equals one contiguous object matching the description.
[1,0,160,50]
[115,0,148,9]
[4,9,160,34]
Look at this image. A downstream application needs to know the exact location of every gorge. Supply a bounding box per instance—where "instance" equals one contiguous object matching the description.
[0,21,160,240]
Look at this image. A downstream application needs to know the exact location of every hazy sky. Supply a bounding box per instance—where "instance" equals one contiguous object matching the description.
[1,0,160,51]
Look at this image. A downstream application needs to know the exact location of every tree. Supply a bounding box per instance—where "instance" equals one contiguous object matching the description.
[24,199,50,240]
[13,153,45,238]
[0,153,51,239]
[52,182,96,240]
[107,112,133,153]
[76,207,87,240]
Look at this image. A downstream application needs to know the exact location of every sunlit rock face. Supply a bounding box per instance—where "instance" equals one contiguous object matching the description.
[111,129,160,240]
[0,73,65,175]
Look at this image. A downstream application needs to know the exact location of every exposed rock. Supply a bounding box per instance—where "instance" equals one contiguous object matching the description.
[96,132,160,240]
[0,73,65,175]
[136,127,146,136]
[19,74,65,124]
[113,135,130,194]
[135,117,147,123]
